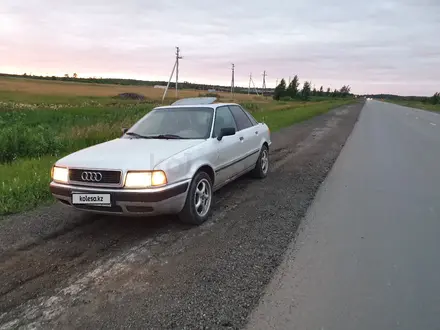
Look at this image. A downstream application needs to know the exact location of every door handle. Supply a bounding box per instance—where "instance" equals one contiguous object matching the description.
[239,136,244,141]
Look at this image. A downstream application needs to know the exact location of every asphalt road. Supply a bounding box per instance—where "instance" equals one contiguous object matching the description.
[246,100,440,330]
[0,102,362,329]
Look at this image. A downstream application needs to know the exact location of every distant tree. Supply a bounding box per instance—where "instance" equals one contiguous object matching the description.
[287,75,300,98]
[312,87,317,96]
[301,81,312,101]
[23,73,27,76]
[64,73,69,78]
[73,73,78,78]
[319,86,324,96]
[431,92,439,105]
[326,87,331,96]
[51,76,57,80]
[273,78,287,100]
[339,85,351,97]
[332,89,339,97]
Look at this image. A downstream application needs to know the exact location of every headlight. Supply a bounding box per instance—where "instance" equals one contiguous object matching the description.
[124,171,167,188]
[52,166,69,183]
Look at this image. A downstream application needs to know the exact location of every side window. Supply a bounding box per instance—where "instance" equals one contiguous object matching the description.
[213,106,237,137]
[242,107,258,126]
[228,105,253,131]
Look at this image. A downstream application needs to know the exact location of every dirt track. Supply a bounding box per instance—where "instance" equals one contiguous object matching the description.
[0,101,363,330]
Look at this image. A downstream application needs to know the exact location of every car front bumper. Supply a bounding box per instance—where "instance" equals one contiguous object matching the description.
[49,180,190,216]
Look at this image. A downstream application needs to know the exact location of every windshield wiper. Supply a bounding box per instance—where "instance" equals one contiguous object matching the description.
[126,132,187,139]
[125,132,153,139]
[146,134,186,139]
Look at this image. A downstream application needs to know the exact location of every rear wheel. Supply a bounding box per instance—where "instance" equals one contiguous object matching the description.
[178,171,213,225]
[251,145,269,178]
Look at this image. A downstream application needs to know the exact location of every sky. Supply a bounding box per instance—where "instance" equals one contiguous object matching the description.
[1,0,439,95]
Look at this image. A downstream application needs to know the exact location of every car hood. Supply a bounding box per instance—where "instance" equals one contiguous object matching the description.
[56,138,204,170]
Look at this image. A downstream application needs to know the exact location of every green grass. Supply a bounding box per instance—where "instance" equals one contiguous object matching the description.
[254,99,355,131]
[385,99,440,112]
[0,95,356,216]
[0,156,58,215]
[0,104,153,163]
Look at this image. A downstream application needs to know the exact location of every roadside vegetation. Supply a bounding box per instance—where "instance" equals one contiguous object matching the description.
[0,77,356,216]
[368,92,440,112]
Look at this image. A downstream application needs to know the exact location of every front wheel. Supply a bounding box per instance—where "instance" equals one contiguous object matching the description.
[251,145,269,178]
[178,171,213,225]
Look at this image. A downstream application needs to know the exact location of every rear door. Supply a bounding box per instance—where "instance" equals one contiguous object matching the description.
[212,106,243,187]
[228,105,261,170]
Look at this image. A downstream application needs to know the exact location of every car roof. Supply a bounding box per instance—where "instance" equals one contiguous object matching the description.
[171,97,217,106]
[153,97,244,110]
[154,102,239,110]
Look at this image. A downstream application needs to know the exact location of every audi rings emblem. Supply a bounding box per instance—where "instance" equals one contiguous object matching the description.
[81,171,103,182]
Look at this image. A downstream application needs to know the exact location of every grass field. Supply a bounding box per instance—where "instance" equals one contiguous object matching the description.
[0,76,263,103]
[0,77,356,215]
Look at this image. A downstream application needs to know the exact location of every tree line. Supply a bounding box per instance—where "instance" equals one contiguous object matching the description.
[273,75,352,101]
[364,92,440,105]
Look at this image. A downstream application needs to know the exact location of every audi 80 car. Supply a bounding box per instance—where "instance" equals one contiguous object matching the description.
[50,97,271,225]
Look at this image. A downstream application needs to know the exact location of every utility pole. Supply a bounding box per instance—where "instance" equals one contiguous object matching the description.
[262,70,267,97]
[231,63,235,97]
[248,73,259,96]
[175,47,183,97]
[162,46,182,103]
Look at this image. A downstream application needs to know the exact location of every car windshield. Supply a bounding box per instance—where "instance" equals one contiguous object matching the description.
[126,107,214,139]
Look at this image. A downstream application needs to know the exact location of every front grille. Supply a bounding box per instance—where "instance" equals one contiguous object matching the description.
[69,169,121,185]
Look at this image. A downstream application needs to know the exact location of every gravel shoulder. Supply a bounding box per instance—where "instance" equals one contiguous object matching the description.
[0,101,363,330]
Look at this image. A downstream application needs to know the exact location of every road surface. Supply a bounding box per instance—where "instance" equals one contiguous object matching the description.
[0,102,362,329]
[246,100,440,330]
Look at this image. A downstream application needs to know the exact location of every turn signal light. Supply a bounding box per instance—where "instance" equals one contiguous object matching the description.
[152,170,167,186]
[52,166,69,183]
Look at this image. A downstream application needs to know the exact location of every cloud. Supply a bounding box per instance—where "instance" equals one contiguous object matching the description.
[1,0,439,95]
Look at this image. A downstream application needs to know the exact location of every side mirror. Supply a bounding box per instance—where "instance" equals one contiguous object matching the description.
[122,128,128,135]
[217,127,236,141]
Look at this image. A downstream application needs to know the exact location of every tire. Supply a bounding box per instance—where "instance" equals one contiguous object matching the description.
[251,145,269,179]
[178,171,213,225]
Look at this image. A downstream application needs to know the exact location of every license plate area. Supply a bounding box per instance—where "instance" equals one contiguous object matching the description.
[72,193,111,207]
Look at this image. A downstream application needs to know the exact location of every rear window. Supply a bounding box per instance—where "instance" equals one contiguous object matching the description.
[242,108,258,125]
[228,105,253,131]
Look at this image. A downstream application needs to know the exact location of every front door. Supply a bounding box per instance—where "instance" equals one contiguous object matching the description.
[212,106,244,187]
